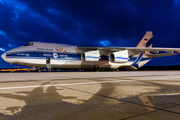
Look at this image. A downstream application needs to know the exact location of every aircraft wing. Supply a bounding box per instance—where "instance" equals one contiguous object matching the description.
[77,47,180,57]
[77,47,180,52]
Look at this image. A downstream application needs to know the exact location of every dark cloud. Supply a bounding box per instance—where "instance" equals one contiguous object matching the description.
[0,0,180,67]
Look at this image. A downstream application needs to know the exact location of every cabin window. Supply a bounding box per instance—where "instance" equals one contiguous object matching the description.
[24,43,33,46]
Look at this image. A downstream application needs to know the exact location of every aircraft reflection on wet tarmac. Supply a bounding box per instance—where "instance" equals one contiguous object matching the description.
[0,71,180,119]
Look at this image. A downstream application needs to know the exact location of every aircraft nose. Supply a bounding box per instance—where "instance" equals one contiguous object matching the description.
[1,53,6,61]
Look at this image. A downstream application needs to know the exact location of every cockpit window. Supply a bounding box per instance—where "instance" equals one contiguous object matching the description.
[24,43,33,46]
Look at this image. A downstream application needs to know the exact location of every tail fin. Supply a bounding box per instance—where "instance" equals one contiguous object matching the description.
[136,31,153,48]
[132,31,153,69]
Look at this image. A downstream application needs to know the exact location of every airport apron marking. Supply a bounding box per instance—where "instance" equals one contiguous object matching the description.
[0,77,179,90]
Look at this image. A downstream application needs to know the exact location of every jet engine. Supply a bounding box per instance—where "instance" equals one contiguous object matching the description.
[81,50,100,62]
[109,50,129,63]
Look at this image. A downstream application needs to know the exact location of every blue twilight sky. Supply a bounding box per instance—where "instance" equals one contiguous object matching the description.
[1,0,180,68]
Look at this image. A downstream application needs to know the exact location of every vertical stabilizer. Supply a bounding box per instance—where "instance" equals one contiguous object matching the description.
[136,31,153,48]
[132,31,153,69]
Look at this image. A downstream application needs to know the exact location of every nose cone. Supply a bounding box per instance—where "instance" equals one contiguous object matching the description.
[1,53,6,61]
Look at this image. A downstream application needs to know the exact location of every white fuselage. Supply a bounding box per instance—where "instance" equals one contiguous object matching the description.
[1,42,150,70]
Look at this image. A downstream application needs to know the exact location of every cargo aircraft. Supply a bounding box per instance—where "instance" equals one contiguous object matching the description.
[1,31,180,71]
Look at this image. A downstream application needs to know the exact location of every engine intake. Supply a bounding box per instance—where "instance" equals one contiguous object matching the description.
[109,50,129,63]
[81,50,100,62]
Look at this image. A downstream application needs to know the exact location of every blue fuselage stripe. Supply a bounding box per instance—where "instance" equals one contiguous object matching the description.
[6,51,81,60]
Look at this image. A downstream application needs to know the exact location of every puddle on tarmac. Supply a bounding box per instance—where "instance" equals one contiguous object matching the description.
[123,93,180,112]
[0,97,25,115]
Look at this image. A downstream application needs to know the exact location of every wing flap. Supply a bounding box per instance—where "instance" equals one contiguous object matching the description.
[146,53,178,58]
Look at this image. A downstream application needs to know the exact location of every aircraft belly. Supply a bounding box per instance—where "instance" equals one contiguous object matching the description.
[17,59,82,68]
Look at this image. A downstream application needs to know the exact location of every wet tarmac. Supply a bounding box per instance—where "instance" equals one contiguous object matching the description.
[0,71,180,120]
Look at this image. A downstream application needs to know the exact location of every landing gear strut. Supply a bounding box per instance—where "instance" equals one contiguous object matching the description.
[36,67,41,72]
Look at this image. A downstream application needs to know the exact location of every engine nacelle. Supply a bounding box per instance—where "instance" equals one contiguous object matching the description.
[109,50,129,63]
[81,50,100,62]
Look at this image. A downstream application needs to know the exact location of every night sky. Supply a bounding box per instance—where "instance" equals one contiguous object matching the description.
[1,0,180,68]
